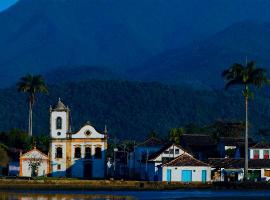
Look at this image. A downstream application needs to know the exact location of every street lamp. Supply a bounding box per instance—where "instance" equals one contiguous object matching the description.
[113,148,118,174]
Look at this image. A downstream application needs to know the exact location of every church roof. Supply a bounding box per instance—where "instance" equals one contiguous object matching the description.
[52,98,68,111]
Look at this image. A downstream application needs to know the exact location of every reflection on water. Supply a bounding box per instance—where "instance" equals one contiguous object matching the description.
[2,190,270,200]
[0,192,133,200]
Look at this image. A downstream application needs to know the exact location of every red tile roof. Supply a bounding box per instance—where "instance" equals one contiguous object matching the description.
[163,154,210,167]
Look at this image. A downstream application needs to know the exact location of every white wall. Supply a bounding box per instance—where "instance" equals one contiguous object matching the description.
[250,149,270,159]
[51,142,67,177]
[20,150,49,177]
[50,111,68,139]
[162,166,211,182]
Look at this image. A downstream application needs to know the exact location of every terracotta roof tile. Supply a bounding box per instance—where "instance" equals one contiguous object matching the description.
[163,154,210,167]
[208,158,270,169]
[251,142,270,149]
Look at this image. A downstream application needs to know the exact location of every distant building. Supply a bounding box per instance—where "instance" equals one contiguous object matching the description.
[217,137,254,158]
[249,143,270,160]
[180,134,217,160]
[19,147,49,177]
[209,143,270,182]
[128,137,163,179]
[50,99,107,178]
[8,161,19,176]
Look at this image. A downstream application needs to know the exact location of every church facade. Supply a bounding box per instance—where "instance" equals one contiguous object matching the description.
[50,99,107,178]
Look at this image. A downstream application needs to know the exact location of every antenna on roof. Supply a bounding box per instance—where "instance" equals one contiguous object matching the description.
[104,124,108,135]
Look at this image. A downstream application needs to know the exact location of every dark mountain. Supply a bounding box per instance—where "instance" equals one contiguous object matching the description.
[2,0,270,87]
[0,80,270,140]
[44,66,125,84]
[132,21,270,88]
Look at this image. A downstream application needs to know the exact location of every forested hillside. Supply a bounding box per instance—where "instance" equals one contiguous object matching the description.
[0,80,269,140]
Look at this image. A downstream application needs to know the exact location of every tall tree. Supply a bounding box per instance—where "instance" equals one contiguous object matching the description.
[222,61,269,180]
[17,74,48,136]
[168,128,184,144]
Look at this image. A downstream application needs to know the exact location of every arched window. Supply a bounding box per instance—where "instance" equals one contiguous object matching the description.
[56,147,62,158]
[74,147,81,158]
[56,117,62,130]
[94,147,102,159]
[85,147,91,159]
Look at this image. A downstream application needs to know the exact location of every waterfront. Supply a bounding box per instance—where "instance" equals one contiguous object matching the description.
[2,190,270,200]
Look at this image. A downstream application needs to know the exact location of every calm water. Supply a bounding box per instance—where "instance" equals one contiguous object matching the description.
[2,190,270,200]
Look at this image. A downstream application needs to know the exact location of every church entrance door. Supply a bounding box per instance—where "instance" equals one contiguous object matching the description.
[84,161,92,179]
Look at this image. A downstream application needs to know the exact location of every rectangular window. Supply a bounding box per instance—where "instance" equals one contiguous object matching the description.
[169,149,174,154]
[57,164,61,170]
[264,150,269,159]
[164,151,169,154]
[175,149,180,154]
[265,170,270,177]
[94,147,102,159]
[254,150,259,159]
[74,147,81,158]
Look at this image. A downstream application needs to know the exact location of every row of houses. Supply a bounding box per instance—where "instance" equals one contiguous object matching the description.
[124,135,270,182]
[4,99,270,183]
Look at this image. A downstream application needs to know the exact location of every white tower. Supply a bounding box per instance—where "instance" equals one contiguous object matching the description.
[50,98,70,138]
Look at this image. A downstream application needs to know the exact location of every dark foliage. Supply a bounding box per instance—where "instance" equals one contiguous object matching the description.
[0,80,269,140]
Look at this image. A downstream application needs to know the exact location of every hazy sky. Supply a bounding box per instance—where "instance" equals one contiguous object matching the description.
[0,0,17,12]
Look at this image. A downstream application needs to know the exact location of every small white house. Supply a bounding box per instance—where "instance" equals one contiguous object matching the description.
[19,147,49,177]
[145,143,192,181]
[161,154,211,182]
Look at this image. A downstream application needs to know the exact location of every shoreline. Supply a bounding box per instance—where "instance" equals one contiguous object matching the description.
[0,179,270,191]
[0,179,211,191]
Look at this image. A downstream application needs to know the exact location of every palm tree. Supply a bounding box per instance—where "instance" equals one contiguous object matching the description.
[222,61,269,180]
[17,74,48,136]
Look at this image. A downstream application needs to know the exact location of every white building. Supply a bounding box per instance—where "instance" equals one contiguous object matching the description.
[50,99,107,178]
[19,147,49,177]
[161,154,211,182]
[209,143,270,182]
[250,143,270,160]
[145,143,192,181]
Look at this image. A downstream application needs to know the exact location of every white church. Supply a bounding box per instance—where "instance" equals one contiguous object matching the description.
[20,99,108,178]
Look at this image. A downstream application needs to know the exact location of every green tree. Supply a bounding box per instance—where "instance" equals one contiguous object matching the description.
[222,61,269,180]
[8,129,32,150]
[168,128,184,144]
[17,74,48,136]
[148,130,158,138]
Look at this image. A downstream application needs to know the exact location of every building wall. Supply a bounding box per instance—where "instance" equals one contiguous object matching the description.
[50,110,69,139]
[153,145,190,162]
[21,159,48,177]
[51,138,106,178]
[250,149,270,159]
[51,141,67,177]
[128,146,161,178]
[20,150,49,177]
[161,166,211,182]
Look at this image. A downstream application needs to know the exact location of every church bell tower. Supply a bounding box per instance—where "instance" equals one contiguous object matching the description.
[50,98,70,138]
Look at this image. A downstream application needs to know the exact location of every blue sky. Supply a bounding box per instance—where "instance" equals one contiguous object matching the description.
[0,0,18,12]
